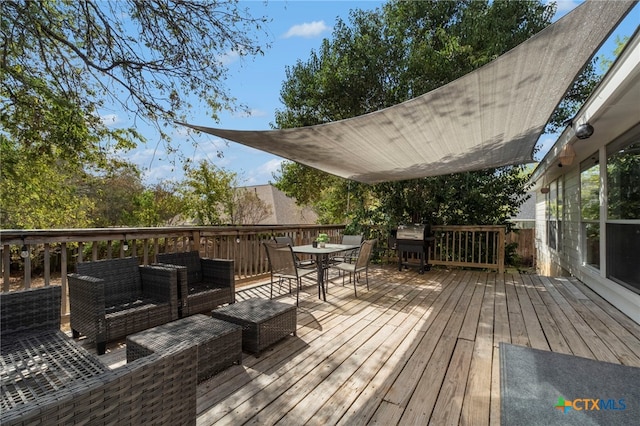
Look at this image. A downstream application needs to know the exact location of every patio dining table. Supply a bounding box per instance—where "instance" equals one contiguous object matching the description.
[292,243,360,301]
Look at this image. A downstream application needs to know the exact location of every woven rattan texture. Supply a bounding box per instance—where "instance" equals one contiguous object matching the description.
[156,251,235,316]
[69,257,179,354]
[211,298,296,355]
[127,314,242,381]
[1,286,61,336]
[1,330,107,412]
[0,286,198,425]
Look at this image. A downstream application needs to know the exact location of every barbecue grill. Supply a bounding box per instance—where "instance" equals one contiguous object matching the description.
[396,224,434,274]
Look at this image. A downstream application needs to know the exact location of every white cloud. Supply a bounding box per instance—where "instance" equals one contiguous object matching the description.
[142,163,176,183]
[259,158,285,175]
[235,158,283,185]
[232,108,268,118]
[283,20,330,39]
[100,113,121,127]
[217,49,241,66]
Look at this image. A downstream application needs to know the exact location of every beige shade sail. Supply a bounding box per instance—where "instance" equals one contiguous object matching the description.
[180,1,636,184]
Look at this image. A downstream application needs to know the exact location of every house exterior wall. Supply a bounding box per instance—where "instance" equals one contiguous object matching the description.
[531,29,640,324]
[535,152,640,325]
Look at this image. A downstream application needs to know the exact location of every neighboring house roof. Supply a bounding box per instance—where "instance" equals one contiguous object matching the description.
[180,1,634,184]
[242,184,318,225]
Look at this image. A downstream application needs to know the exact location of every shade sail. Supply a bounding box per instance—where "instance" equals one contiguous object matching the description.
[181,1,636,184]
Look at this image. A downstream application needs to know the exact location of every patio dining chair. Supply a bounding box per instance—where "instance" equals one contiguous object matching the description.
[330,234,363,264]
[329,239,376,297]
[263,241,316,306]
[274,235,315,268]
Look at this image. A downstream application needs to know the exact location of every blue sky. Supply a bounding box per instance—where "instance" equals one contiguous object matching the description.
[110,0,639,186]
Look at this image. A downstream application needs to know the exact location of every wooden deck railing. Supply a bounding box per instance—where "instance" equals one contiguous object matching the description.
[0,225,345,314]
[0,224,505,314]
[430,225,505,273]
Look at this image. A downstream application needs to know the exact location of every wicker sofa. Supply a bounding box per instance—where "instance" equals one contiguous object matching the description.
[156,251,235,317]
[0,286,197,425]
[69,257,179,354]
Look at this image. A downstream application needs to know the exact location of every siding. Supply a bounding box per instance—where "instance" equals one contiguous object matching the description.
[563,169,582,271]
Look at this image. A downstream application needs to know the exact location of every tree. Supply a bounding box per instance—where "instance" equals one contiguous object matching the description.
[0,136,95,229]
[180,161,237,225]
[127,180,185,227]
[1,1,269,230]
[86,163,147,227]
[274,0,553,228]
[1,1,269,150]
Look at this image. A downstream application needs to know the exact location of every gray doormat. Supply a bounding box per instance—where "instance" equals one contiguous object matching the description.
[500,343,640,425]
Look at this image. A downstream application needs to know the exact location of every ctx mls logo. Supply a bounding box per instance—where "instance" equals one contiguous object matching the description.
[555,396,627,413]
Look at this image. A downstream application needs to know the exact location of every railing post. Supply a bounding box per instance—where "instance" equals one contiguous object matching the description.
[143,239,149,265]
[23,244,31,289]
[44,243,51,286]
[2,245,10,292]
[61,242,68,315]
[77,242,84,263]
[192,230,201,253]
[498,226,505,274]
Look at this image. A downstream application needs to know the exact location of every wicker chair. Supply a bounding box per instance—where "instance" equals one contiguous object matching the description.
[68,257,179,354]
[156,251,235,317]
[0,286,197,425]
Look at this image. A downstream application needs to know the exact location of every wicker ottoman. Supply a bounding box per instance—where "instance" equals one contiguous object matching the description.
[126,314,242,382]
[211,298,297,355]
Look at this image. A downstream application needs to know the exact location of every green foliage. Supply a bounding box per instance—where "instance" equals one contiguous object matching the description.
[0,135,95,229]
[1,0,268,229]
[127,182,185,227]
[1,0,268,150]
[180,161,237,225]
[316,233,329,243]
[373,168,530,230]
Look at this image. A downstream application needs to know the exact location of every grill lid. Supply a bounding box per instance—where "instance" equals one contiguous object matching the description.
[397,224,429,241]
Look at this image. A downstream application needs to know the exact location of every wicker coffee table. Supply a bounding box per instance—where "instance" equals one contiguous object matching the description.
[211,298,297,355]
[126,314,242,382]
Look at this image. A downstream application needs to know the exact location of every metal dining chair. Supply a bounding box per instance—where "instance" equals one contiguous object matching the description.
[330,234,363,264]
[274,235,315,268]
[263,241,316,306]
[329,239,376,297]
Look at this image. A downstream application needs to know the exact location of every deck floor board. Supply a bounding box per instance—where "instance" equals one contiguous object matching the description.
[86,266,640,425]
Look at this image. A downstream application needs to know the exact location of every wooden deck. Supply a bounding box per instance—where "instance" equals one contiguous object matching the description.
[101,266,640,425]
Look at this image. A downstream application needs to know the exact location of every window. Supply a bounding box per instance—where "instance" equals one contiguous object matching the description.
[606,140,640,293]
[546,178,562,251]
[580,158,600,269]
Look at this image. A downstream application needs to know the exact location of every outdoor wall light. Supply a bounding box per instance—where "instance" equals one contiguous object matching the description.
[575,123,594,139]
[564,118,594,140]
[123,238,129,251]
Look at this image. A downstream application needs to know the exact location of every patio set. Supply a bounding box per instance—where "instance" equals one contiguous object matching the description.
[0,237,376,425]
